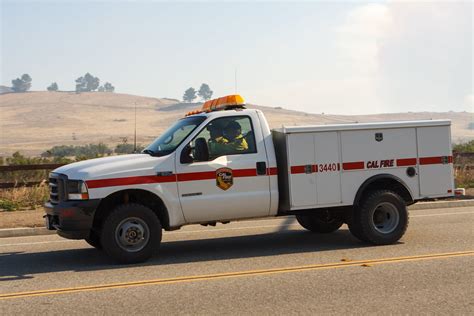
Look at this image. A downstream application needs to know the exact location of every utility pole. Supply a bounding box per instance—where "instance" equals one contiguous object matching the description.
[234,67,237,93]
[134,102,137,153]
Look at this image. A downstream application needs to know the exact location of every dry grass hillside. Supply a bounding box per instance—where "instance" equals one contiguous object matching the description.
[1,91,472,156]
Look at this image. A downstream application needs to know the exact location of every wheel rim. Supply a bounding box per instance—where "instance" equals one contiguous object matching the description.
[371,202,400,234]
[115,217,150,252]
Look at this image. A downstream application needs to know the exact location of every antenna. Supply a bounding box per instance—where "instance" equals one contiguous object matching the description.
[234,67,237,93]
[134,101,137,153]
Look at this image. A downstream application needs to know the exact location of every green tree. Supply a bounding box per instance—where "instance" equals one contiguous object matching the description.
[104,82,115,92]
[75,72,100,92]
[453,140,474,153]
[98,86,105,92]
[197,83,213,101]
[47,82,58,91]
[183,87,197,103]
[75,76,86,92]
[11,74,32,92]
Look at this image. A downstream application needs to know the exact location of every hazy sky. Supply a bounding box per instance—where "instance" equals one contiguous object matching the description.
[1,0,472,114]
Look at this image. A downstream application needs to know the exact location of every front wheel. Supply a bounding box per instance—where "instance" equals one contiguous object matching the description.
[349,190,408,245]
[296,210,344,233]
[85,231,102,249]
[101,203,162,264]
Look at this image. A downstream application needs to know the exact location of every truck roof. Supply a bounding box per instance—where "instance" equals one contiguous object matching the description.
[273,119,451,134]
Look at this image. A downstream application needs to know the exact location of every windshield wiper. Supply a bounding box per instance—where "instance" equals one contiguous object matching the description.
[142,149,156,156]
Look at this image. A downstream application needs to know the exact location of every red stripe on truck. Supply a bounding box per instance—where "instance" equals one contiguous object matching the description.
[396,158,417,166]
[267,167,278,175]
[86,167,276,189]
[177,171,215,182]
[234,168,258,177]
[86,174,176,189]
[290,166,307,174]
[419,156,453,165]
[177,169,257,182]
[342,161,365,171]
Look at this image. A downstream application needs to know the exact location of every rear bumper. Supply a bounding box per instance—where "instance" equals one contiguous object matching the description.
[44,199,100,239]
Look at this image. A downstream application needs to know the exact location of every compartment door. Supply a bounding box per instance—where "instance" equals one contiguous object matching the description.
[314,132,342,205]
[287,134,317,208]
[417,126,454,197]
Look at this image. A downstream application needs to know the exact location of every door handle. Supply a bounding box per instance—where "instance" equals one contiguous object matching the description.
[256,161,267,175]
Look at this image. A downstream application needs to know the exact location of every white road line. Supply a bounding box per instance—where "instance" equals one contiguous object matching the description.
[0,239,77,247]
[1,211,473,248]
[411,211,474,218]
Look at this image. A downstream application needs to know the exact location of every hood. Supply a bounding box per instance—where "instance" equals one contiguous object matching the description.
[53,154,170,180]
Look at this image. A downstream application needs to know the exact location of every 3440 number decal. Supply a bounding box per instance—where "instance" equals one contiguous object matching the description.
[318,163,339,172]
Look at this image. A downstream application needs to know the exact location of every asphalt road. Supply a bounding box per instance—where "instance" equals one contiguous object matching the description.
[1,206,473,315]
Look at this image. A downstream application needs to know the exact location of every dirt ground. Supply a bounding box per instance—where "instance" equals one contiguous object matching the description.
[0,209,44,229]
[1,91,472,156]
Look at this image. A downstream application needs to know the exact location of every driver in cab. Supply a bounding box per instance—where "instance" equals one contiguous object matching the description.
[222,121,248,153]
[207,121,248,157]
[207,122,228,154]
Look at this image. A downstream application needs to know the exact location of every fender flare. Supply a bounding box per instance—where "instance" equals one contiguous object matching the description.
[353,174,414,206]
[95,187,171,230]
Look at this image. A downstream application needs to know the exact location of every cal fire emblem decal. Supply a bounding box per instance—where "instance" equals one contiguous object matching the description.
[216,167,233,191]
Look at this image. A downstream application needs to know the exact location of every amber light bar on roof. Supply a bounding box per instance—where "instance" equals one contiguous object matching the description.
[185,94,245,116]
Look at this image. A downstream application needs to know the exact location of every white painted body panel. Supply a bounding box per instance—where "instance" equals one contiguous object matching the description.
[256,110,279,216]
[274,119,453,211]
[52,110,453,227]
[287,133,317,207]
[340,127,419,204]
[55,154,186,227]
[417,125,454,197]
[314,132,342,205]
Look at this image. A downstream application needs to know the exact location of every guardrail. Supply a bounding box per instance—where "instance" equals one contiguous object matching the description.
[0,164,65,189]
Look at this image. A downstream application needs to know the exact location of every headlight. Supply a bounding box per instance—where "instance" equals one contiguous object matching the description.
[67,180,89,200]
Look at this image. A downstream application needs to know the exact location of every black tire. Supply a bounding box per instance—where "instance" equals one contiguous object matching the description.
[350,190,408,245]
[296,211,344,233]
[85,231,102,249]
[347,207,370,242]
[101,203,162,264]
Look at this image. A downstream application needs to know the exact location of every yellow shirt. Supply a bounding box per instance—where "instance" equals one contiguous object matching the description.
[209,135,248,157]
[225,134,248,152]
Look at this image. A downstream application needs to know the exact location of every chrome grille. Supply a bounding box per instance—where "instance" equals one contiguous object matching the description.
[49,173,65,204]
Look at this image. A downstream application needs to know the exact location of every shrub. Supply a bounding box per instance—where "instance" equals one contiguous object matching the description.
[0,183,49,211]
[115,143,144,154]
[42,143,112,158]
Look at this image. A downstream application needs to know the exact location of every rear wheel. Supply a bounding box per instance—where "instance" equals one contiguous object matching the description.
[349,190,408,244]
[101,203,162,264]
[296,210,344,233]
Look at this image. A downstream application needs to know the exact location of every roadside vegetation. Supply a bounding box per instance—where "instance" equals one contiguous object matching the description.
[453,140,473,189]
[0,184,49,211]
[0,143,144,211]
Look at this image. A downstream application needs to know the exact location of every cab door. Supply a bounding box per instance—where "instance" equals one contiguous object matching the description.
[176,113,271,223]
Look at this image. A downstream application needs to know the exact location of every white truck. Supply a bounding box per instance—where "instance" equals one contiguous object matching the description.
[44,95,454,263]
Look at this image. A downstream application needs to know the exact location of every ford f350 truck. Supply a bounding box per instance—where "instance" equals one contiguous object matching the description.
[44,95,454,263]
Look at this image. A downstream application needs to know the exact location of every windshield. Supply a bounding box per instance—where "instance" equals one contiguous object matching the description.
[144,116,206,157]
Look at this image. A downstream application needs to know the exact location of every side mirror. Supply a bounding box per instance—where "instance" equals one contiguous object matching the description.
[193,137,209,162]
[180,144,193,164]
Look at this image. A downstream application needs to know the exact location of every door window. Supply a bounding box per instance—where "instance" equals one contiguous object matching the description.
[188,116,257,162]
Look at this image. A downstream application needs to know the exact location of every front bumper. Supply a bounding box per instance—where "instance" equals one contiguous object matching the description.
[44,199,101,239]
